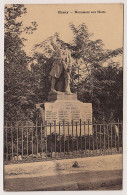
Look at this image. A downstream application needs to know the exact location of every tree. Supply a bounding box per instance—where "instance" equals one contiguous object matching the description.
[4,4,37,122]
[68,24,122,122]
[32,23,123,122]
[77,62,123,122]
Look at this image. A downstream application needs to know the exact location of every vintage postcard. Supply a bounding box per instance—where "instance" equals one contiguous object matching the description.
[3,3,123,191]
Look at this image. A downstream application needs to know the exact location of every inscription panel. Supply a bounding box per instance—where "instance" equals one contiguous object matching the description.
[45,100,92,124]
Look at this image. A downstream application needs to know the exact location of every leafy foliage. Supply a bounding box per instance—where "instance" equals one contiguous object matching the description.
[4,5,37,122]
[4,6,123,123]
[32,23,123,122]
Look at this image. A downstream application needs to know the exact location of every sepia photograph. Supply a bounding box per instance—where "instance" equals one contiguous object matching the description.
[3,3,123,191]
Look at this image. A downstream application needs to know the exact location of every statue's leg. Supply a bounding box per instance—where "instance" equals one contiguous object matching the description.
[64,71,71,94]
[51,77,57,92]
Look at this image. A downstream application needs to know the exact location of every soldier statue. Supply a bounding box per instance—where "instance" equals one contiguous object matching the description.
[50,35,72,94]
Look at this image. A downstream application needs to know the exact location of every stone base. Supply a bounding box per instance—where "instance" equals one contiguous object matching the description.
[45,100,92,124]
[48,91,77,102]
[36,92,93,135]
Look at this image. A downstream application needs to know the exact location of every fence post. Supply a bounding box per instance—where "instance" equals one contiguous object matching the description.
[68,122,70,154]
[41,123,43,158]
[84,122,86,155]
[76,122,78,154]
[121,120,123,153]
[54,121,56,158]
[36,121,38,155]
[22,128,23,157]
[100,124,101,155]
[17,127,19,160]
[11,122,13,161]
[50,123,52,158]
[103,122,105,154]
[5,122,8,161]
[111,123,112,154]
[118,119,120,152]
[31,127,33,157]
[45,121,47,159]
[63,120,65,156]
[27,127,28,157]
[115,123,116,153]
[59,122,61,157]
[72,120,74,154]
[88,120,90,155]
[80,119,82,156]
[96,123,97,155]
[107,124,109,154]
[92,122,94,156]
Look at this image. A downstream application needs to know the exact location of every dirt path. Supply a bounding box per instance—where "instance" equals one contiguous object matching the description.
[4,169,122,191]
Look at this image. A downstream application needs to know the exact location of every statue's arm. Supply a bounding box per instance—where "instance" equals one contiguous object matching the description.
[66,52,72,68]
[68,52,72,65]
[51,37,61,57]
[62,60,67,70]
[51,40,58,50]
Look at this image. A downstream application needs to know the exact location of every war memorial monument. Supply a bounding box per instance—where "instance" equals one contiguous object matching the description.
[36,36,92,135]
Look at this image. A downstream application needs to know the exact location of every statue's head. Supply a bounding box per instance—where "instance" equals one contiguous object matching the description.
[61,43,68,50]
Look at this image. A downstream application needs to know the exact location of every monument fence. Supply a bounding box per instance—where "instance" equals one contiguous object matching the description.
[4,120,123,163]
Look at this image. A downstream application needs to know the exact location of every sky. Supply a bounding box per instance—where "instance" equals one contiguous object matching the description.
[19,3,123,61]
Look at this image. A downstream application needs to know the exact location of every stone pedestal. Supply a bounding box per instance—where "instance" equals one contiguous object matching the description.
[36,92,92,135]
[48,91,77,101]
